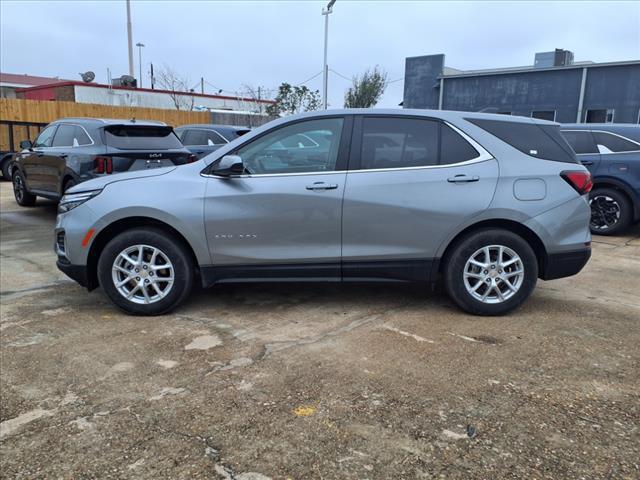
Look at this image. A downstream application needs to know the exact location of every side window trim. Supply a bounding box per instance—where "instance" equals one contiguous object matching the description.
[348,115,492,173]
[49,123,95,148]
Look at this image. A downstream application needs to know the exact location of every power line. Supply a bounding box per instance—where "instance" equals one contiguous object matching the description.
[329,68,352,81]
[296,71,324,86]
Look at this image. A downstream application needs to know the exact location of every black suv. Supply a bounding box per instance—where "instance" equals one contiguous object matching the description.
[11,118,194,206]
[561,124,640,235]
[175,124,250,159]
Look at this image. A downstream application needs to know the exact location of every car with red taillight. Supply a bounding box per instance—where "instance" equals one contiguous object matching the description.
[10,118,194,207]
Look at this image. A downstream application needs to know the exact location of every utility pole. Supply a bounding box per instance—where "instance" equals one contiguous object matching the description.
[136,42,145,87]
[126,0,134,78]
[201,77,204,94]
[150,63,155,89]
[321,0,336,110]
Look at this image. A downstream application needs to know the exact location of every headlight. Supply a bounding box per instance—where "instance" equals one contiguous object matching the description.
[58,189,102,214]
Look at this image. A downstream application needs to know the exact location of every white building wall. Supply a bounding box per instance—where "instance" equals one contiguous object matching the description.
[73,85,255,111]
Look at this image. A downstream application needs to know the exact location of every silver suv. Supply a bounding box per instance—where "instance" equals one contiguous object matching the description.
[54,109,592,316]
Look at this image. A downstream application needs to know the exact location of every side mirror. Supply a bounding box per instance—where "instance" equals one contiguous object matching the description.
[211,155,244,177]
[19,140,33,150]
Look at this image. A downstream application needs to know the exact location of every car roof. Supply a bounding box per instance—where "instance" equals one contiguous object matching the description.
[53,118,167,127]
[278,108,559,126]
[176,124,251,131]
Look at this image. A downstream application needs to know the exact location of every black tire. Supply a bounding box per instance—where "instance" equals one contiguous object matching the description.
[97,228,194,315]
[1,156,12,181]
[12,170,37,207]
[444,229,538,316]
[589,187,633,236]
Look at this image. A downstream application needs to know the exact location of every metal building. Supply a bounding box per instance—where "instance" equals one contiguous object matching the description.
[402,50,640,124]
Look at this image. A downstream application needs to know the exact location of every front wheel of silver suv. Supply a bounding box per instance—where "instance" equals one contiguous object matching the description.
[97,228,194,315]
[444,229,538,316]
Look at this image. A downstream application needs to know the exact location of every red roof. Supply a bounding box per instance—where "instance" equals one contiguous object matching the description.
[15,80,275,105]
[0,72,72,87]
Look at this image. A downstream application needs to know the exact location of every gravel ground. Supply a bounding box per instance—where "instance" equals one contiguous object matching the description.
[1,181,639,479]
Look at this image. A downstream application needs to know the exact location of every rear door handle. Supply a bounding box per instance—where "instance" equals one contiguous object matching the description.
[447,174,479,183]
[580,160,594,166]
[306,182,338,191]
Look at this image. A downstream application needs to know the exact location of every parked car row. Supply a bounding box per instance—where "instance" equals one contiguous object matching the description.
[8,120,249,205]
[8,117,639,237]
[52,109,594,317]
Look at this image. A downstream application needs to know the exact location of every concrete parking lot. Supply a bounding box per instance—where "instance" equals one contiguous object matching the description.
[0,181,639,479]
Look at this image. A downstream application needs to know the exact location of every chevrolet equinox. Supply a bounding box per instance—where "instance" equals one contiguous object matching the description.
[55,109,593,316]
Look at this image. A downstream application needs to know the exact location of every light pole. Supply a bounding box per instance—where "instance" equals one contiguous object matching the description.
[136,42,145,88]
[126,0,134,78]
[322,0,336,109]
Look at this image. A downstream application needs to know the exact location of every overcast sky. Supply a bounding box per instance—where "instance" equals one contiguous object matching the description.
[1,0,639,107]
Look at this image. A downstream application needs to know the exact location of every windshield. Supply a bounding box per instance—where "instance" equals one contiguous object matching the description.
[104,125,183,150]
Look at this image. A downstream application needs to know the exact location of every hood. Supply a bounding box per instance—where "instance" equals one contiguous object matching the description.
[68,166,177,193]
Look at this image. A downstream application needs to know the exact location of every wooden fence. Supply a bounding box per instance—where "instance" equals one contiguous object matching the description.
[0,98,211,152]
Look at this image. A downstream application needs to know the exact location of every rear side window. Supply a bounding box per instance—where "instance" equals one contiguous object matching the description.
[360,117,439,169]
[440,124,479,164]
[561,130,598,154]
[592,132,640,153]
[104,126,183,150]
[468,118,578,163]
[52,125,92,147]
[52,124,76,147]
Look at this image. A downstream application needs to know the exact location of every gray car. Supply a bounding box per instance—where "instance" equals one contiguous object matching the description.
[175,124,251,159]
[54,109,592,316]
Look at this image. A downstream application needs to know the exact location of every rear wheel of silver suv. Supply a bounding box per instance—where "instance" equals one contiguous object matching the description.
[444,229,538,316]
[97,228,194,315]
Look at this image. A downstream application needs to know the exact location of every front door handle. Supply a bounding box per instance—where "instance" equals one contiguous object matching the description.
[306,182,338,191]
[447,174,479,183]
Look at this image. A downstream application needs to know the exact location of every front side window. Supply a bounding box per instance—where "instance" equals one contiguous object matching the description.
[33,125,57,148]
[236,118,344,174]
[593,131,640,153]
[561,130,598,154]
[360,117,438,169]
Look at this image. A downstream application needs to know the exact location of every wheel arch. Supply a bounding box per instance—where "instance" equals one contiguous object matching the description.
[437,219,548,279]
[86,216,200,291]
[591,176,639,220]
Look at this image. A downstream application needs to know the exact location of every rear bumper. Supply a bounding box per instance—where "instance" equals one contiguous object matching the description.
[57,259,90,288]
[541,248,591,280]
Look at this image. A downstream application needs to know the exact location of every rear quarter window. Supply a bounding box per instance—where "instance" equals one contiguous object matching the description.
[468,118,578,163]
[104,126,183,150]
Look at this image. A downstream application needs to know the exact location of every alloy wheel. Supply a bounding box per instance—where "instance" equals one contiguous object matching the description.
[463,245,524,304]
[111,244,174,305]
[13,174,24,203]
[589,195,620,231]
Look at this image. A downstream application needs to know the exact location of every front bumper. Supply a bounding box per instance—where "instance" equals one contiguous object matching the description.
[57,258,90,288]
[541,248,591,280]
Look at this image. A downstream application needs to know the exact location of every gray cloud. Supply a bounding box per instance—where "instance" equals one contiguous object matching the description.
[1,0,639,108]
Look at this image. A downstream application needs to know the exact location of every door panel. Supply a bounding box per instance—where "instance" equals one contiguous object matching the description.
[204,173,346,270]
[203,116,350,276]
[342,159,500,262]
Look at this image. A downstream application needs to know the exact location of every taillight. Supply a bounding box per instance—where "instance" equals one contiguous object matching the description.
[186,154,197,163]
[561,170,593,195]
[94,156,113,174]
